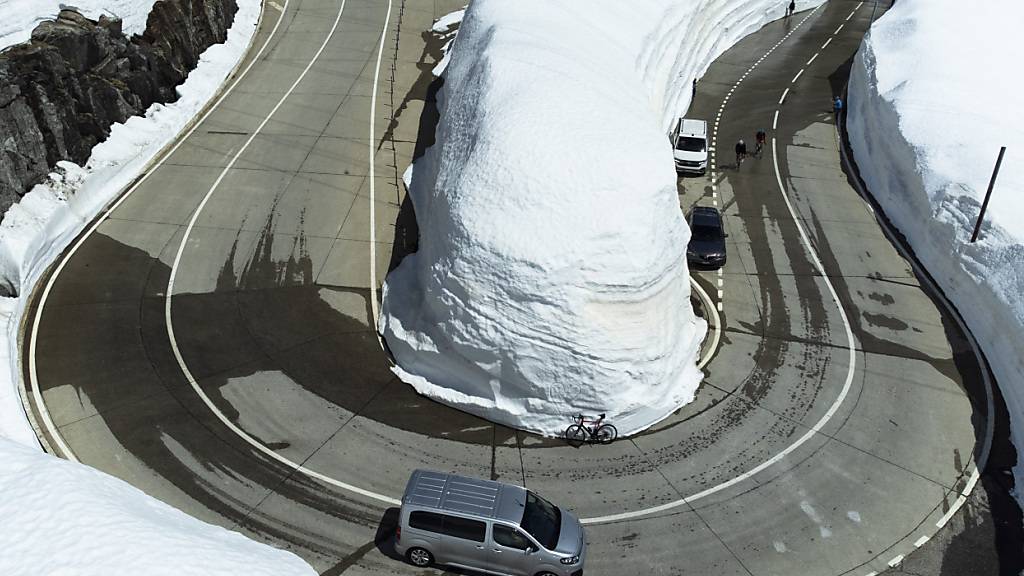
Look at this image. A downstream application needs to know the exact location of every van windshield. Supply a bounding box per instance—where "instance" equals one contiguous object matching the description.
[521,491,561,550]
[676,136,705,152]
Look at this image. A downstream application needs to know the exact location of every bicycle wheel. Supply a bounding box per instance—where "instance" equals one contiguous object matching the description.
[564,424,587,447]
[595,424,618,444]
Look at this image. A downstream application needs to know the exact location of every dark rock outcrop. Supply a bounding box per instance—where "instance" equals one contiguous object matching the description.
[0,0,239,212]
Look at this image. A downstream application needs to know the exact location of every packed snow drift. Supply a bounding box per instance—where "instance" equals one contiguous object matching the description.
[0,438,315,576]
[382,0,823,436]
[847,0,1024,503]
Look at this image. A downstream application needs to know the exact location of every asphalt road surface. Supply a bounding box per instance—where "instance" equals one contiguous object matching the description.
[22,0,1022,575]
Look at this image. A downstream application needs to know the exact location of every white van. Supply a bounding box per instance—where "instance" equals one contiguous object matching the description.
[395,469,586,576]
[672,118,708,174]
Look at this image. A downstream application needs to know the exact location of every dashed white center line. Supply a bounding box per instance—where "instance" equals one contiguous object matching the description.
[269,0,284,11]
[717,289,724,299]
[835,24,844,34]
[857,1,864,8]
[887,555,905,568]
[807,52,819,65]
[717,278,723,287]
[846,10,856,21]
[778,87,790,104]
[822,37,833,49]
[773,109,780,130]
[792,68,804,83]
[914,535,931,547]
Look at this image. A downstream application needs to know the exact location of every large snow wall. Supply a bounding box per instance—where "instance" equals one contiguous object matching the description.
[381,0,825,436]
[847,0,1024,503]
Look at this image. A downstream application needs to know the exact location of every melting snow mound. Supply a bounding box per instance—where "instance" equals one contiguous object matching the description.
[382,0,823,436]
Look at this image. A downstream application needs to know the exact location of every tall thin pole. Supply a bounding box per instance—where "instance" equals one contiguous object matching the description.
[971,146,1007,243]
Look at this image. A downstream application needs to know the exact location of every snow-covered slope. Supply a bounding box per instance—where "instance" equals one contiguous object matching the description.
[847,0,1024,503]
[0,438,314,576]
[0,0,158,51]
[382,0,823,436]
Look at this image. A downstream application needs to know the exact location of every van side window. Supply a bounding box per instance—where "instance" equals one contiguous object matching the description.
[493,525,532,550]
[409,511,444,533]
[441,516,486,542]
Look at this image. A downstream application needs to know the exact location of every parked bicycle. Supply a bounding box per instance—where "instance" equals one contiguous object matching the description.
[564,413,618,446]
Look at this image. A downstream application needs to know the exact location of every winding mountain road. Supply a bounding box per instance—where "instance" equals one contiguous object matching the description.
[21,0,1018,574]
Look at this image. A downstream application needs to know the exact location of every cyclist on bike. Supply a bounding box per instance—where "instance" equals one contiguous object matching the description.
[755,129,767,157]
[735,139,747,168]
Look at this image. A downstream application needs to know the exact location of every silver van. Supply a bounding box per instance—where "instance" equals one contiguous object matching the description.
[395,469,586,576]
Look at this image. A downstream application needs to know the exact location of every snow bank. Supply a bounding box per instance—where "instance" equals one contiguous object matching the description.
[382,0,823,436]
[847,0,1024,502]
[0,0,158,51]
[0,438,314,576]
[0,1,314,574]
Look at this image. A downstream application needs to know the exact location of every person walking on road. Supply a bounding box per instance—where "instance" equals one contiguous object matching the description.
[833,95,844,120]
[735,139,748,168]
[786,0,795,17]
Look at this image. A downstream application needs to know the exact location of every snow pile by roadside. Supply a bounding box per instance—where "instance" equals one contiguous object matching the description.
[0,0,158,51]
[0,438,315,576]
[0,1,314,574]
[847,0,1024,502]
[382,0,823,436]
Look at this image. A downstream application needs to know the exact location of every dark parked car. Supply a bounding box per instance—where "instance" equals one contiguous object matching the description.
[687,206,727,269]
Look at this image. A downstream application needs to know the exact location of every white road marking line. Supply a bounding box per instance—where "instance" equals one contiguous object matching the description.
[162,0,401,508]
[773,110,780,130]
[692,277,721,370]
[717,302,723,312]
[936,493,969,529]
[807,52,819,65]
[962,467,980,495]
[367,0,394,335]
[822,37,833,49]
[835,24,844,34]
[717,278,723,287]
[792,68,804,83]
[847,10,856,21]
[712,198,718,207]
[914,535,931,547]
[778,87,789,104]
[26,0,289,463]
[887,555,904,568]
[717,289,724,299]
[864,572,878,576]
[269,1,284,12]
[857,1,864,8]
[717,268,723,277]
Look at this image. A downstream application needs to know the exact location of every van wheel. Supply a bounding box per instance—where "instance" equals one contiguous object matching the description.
[406,547,433,567]
[535,572,559,576]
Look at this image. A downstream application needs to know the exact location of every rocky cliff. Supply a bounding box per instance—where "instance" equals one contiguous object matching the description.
[0,0,238,212]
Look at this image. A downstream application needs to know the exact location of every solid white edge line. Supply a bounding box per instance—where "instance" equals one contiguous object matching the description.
[692,277,721,371]
[778,87,790,104]
[162,0,399,507]
[368,0,394,337]
[27,0,286,463]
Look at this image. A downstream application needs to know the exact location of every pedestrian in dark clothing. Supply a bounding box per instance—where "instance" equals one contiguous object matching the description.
[833,96,843,120]
[693,78,698,98]
[787,0,795,17]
